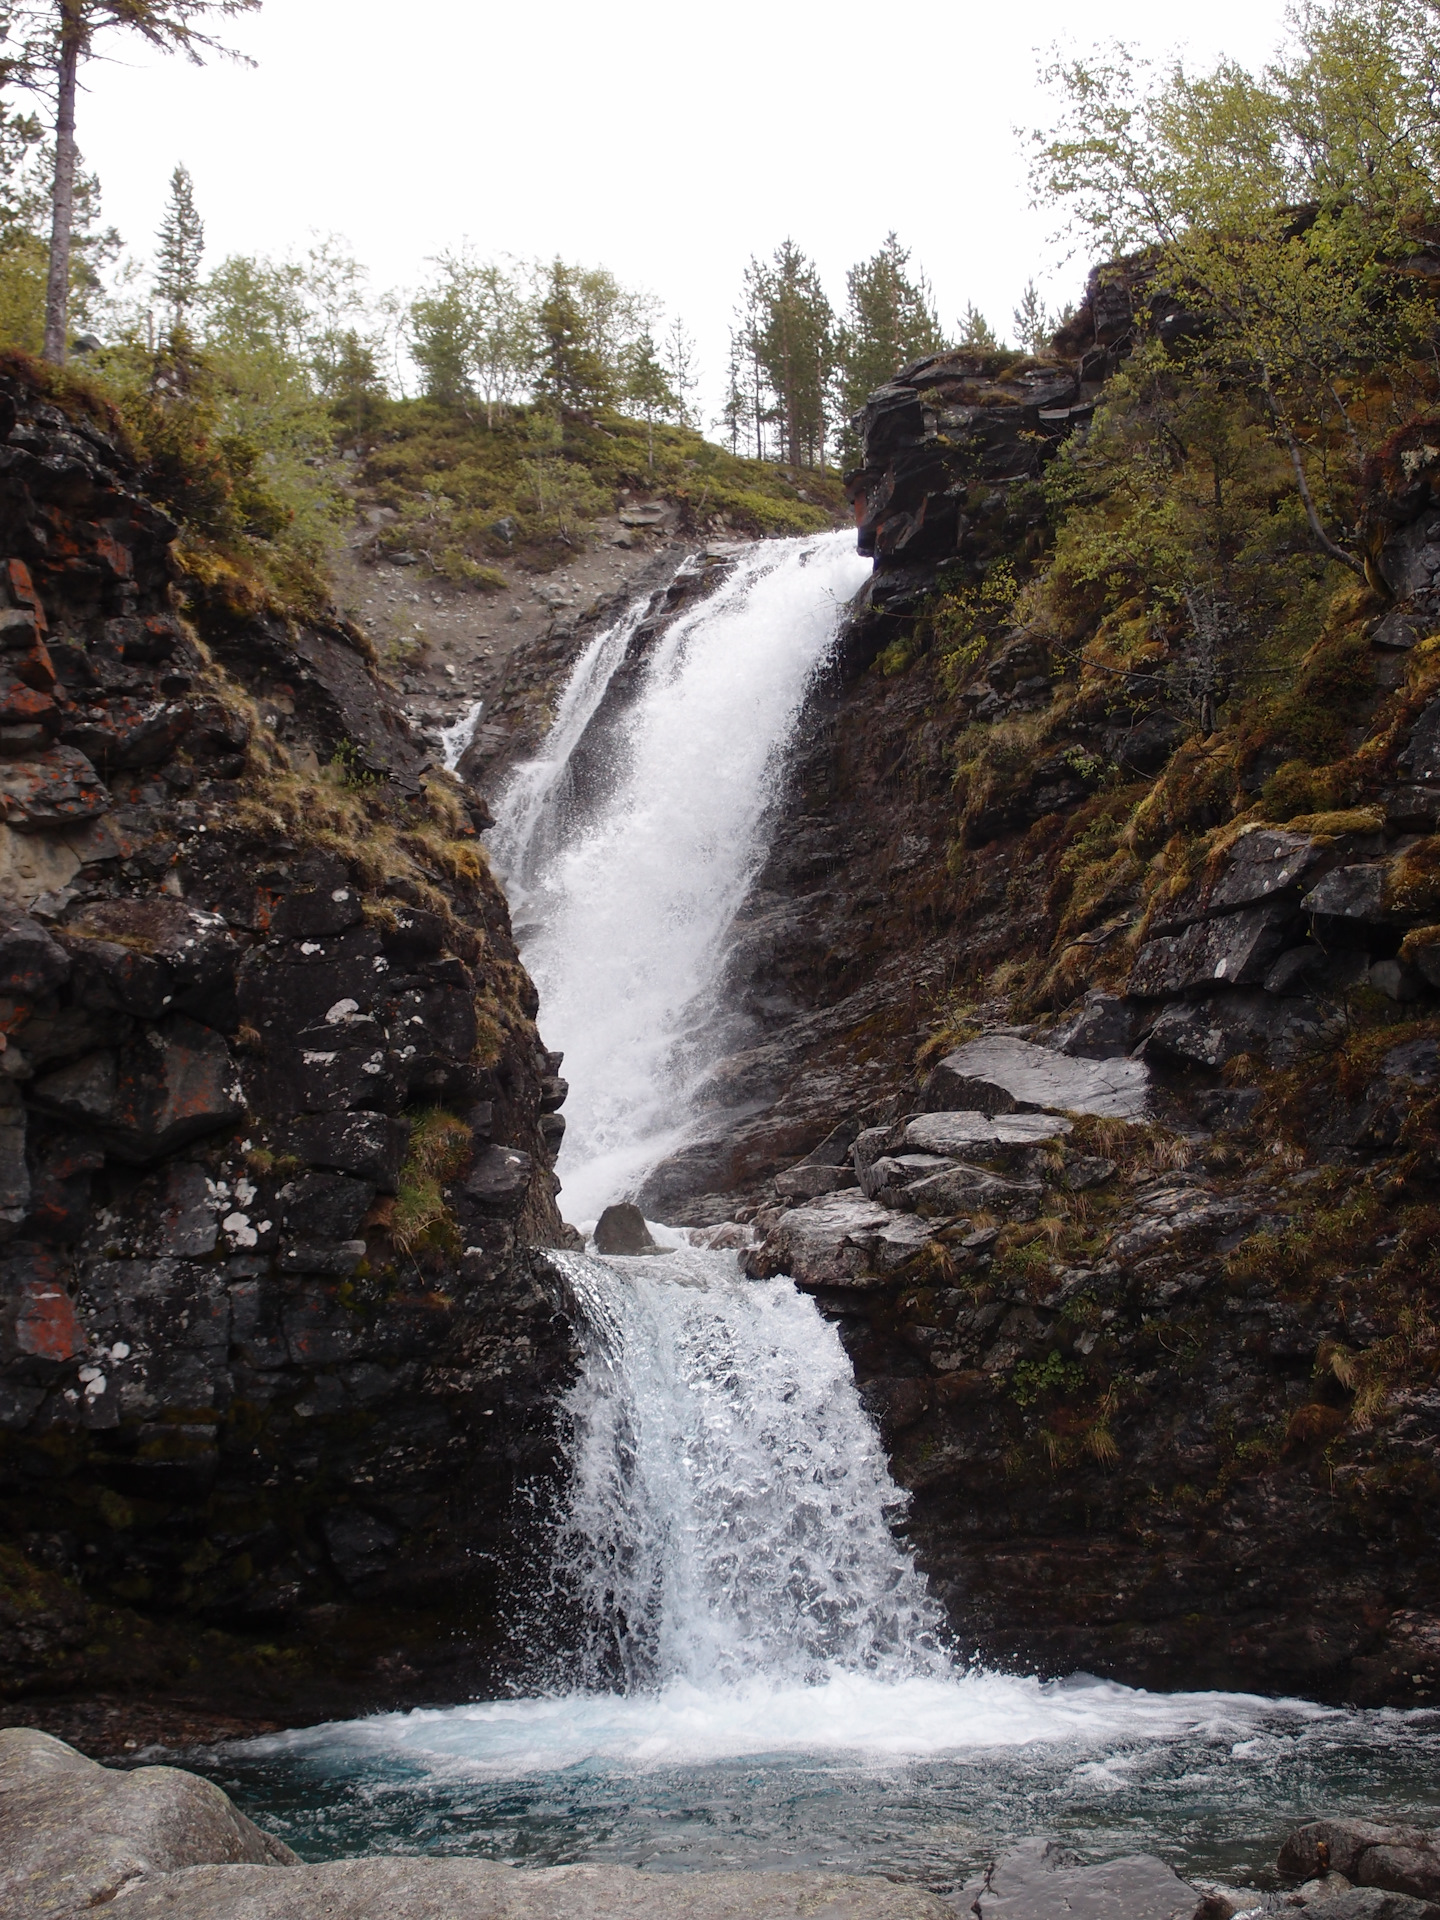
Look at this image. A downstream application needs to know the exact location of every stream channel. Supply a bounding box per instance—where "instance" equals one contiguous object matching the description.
[198,533,1440,1890]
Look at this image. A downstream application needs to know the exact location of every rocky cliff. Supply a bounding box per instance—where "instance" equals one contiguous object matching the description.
[651,275,1440,1705]
[0,359,577,1741]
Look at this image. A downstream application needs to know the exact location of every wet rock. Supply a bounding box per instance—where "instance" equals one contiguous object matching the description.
[924,1035,1149,1120]
[279,1172,374,1241]
[1062,1155,1117,1191]
[594,1202,661,1255]
[1129,901,1298,997]
[972,1837,1204,1920]
[293,1110,408,1191]
[1399,693,1440,784]
[61,695,193,769]
[1281,1824,1439,1888]
[1156,828,1328,932]
[0,904,69,997]
[0,1726,293,1920]
[1302,865,1389,921]
[904,1162,1043,1219]
[743,1191,901,1286]
[1292,1892,1440,1920]
[29,1016,244,1163]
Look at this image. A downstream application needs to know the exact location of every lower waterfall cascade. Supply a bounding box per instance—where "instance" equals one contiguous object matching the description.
[214,532,1440,1883]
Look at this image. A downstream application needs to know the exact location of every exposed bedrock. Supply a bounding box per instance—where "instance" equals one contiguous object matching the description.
[0,368,579,1740]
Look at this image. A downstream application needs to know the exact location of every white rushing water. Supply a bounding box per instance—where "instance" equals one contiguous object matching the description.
[549,1244,947,1694]
[491,531,870,1222]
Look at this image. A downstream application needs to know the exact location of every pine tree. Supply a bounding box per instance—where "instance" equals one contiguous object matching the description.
[1012,280,1054,355]
[3,1,260,363]
[153,161,203,330]
[622,327,676,471]
[663,315,699,430]
[717,332,749,457]
[958,301,1002,352]
[745,240,836,467]
[836,232,946,461]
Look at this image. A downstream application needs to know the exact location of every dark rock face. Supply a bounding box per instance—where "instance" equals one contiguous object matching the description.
[0,370,578,1729]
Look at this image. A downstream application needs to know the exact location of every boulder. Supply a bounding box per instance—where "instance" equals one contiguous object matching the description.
[743,1191,905,1286]
[905,1162,1043,1219]
[924,1035,1149,1121]
[1156,827,1326,931]
[0,1726,293,1920]
[774,1163,854,1201]
[1143,991,1329,1069]
[972,1837,1203,1920]
[1302,866,1389,921]
[1128,901,1297,998]
[1281,1823,1440,1891]
[594,1202,661,1255]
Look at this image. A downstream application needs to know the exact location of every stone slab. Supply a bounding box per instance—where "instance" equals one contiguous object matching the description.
[924,1036,1149,1121]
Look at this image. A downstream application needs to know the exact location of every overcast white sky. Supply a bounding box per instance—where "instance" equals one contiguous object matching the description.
[72,0,1298,425]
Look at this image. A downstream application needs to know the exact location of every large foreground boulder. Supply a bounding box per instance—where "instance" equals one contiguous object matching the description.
[0,1727,293,1920]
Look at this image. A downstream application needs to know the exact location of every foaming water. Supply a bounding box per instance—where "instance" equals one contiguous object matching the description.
[490,532,869,1221]
[547,1245,945,1692]
[206,1680,1440,1881]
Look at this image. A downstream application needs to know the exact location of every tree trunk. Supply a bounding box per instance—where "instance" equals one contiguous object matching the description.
[42,4,81,366]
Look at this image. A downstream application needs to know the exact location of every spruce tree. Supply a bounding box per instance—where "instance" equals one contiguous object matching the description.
[153,160,203,330]
[837,233,946,460]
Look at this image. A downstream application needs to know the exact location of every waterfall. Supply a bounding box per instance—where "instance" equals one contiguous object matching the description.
[490,528,947,1709]
[491,531,870,1224]
[549,1243,948,1694]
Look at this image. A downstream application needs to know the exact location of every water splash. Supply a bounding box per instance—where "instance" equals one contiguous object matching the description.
[490,531,869,1222]
[548,1243,947,1693]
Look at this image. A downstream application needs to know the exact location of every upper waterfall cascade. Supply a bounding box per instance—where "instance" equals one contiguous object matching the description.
[491,531,870,1224]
